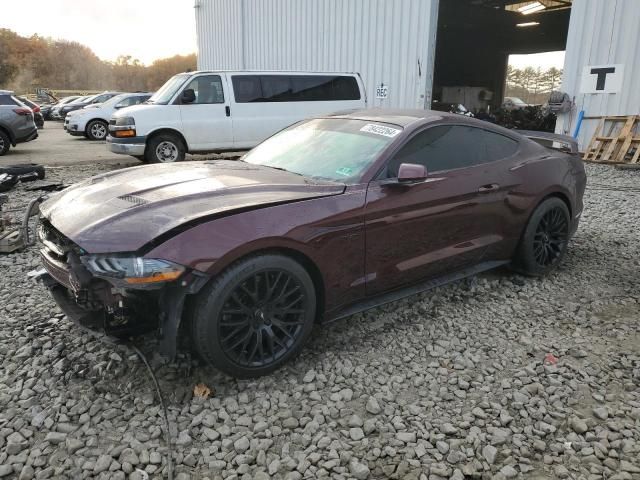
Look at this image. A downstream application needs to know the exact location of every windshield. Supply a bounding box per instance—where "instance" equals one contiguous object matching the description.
[77,95,97,104]
[68,96,89,104]
[102,93,128,107]
[148,74,190,104]
[244,118,401,182]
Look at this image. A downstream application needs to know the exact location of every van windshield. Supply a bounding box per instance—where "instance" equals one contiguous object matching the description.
[244,118,401,183]
[148,74,190,104]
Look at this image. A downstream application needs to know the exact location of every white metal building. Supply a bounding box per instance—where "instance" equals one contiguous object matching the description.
[195,0,640,149]
[554,0,640,148]
[195,0,439,109]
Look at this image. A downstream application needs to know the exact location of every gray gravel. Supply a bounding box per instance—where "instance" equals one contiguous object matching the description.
[1,163,639,479]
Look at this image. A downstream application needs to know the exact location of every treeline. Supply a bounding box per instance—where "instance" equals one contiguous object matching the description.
[505,65,563,105]
[0,29,196,94]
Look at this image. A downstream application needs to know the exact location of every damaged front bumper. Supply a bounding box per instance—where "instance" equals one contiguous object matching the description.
[33,218,209,358]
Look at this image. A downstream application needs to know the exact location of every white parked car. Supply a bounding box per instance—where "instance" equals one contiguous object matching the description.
[65,92,152,140]
[107,71,366,163]
[502,97,530,110]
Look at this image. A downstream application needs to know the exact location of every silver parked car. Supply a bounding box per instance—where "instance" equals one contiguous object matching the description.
[0,90,38,156]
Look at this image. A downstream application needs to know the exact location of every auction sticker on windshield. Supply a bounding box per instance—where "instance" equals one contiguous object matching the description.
[360,124,401,138]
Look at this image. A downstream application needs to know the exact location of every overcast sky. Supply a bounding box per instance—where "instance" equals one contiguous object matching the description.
[2,1,565,70]
[1,0,198,65]
[509,51,565,70]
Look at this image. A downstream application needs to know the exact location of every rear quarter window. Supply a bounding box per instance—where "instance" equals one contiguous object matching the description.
[0,96,18,106]
[483,131,519,159]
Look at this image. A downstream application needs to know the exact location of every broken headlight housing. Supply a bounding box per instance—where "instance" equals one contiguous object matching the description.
[82,255,185,286]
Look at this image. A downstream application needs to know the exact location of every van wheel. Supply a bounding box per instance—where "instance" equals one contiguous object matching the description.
[0,131,10,156]
[86,120,108,141]
[513,197,570,276]
[191,254,316,378]
[146,133,185,163]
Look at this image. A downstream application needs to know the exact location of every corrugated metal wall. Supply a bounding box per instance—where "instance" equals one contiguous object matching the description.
[195,0,439,109]
[555,0,640,149]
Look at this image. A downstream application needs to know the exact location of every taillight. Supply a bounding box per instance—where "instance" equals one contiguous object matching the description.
[13,108,32,116]
[32,106,41,113]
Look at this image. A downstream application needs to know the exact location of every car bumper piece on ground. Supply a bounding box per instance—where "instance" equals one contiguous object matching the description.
[106,136,146,156]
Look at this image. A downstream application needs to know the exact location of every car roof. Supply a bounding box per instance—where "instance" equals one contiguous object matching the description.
[0,90,15,95]
[325,108,464,128]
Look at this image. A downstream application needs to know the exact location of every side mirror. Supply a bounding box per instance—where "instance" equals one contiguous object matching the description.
[397,163,428,183]
[114,103,126,109]
[181,89,196,104]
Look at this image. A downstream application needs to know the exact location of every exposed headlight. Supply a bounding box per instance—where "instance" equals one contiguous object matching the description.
[82,255,185,285]
[110,116,136,137]
[114,116,135,126]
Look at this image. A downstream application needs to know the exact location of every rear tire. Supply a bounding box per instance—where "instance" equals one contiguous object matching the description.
[191,254,316,378]
[0,131,10,156]
[145,133,185,163]
[513,197,570,276]
[86,120,108,141]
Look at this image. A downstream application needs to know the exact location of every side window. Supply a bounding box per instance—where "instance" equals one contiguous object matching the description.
[184,75,225,104]
[0,96,18,105]
[483,130,519,159]
[232,75,262,102]
[231,75,361,103]
[122,95,150,107]
[260,76,292,101]
[290,76,333,101]
[386,125,505,177]
[290,76,360,101]
[331,76,361,100]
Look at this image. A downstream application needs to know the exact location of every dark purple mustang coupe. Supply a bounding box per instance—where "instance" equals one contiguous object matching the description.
[36,109,586,377]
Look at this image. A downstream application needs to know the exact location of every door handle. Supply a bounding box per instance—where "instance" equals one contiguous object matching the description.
[478,183,500,193]
[225,106,231,117]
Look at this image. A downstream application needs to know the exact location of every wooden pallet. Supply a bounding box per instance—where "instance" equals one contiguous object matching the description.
[583,115,640,164]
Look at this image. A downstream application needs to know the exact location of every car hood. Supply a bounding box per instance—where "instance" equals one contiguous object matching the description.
[40,161,345,253]
[111,102,157,118]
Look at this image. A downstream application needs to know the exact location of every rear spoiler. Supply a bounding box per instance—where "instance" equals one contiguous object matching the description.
[516,130,579,154]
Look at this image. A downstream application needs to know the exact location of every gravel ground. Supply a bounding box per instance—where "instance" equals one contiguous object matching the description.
[1,163,639,480]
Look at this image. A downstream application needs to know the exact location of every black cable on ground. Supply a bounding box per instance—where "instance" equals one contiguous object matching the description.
[129,343,174,480]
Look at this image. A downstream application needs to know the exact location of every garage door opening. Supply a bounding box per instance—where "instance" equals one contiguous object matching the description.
[431,0,572,115]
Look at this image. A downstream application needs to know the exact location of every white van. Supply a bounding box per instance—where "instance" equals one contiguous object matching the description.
[107,70,366,163]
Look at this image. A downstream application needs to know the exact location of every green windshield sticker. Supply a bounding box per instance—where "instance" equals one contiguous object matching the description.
[335,167,353,177]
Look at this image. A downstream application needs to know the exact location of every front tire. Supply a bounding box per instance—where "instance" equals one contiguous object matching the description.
[513,197,570,276]
[86,120,108,141]
[145,133,185,163]
[0,131,10,156]
[191,254,316,378]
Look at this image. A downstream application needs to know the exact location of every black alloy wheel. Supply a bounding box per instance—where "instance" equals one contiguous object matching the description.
[219,269,307,367]
[532,207,569,267]
[513,197,571,276]
[191,254,316,378]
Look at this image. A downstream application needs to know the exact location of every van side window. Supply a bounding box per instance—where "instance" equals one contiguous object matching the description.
[261,76,292,101]
[232,76,263,103]
[232,75,360,102]
[184,75,225,104]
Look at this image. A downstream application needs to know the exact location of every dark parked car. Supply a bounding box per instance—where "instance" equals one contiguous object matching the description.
[17,97,44,128]
[0,90,38,156]
[35,109,586,377]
